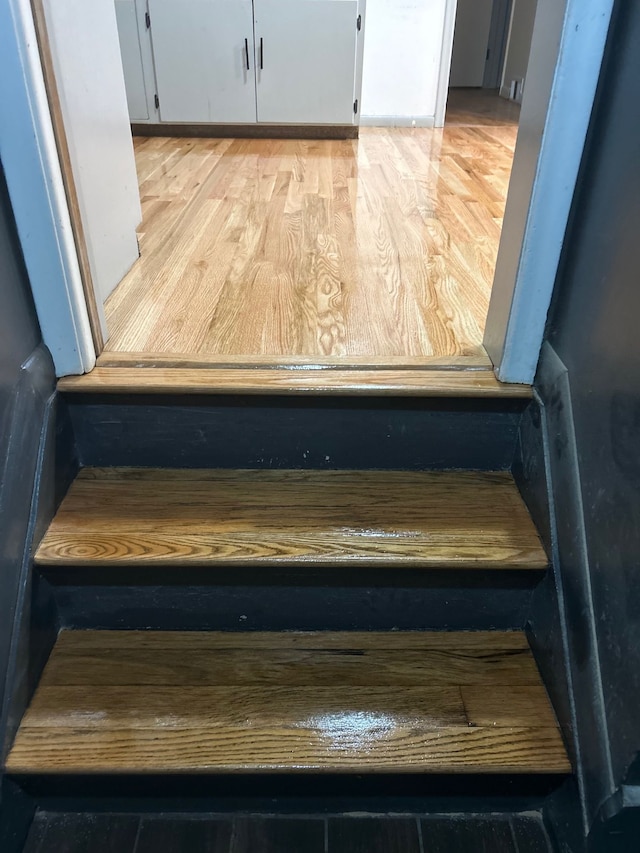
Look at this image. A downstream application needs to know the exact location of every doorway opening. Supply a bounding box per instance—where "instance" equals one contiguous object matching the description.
[29,0,544,372]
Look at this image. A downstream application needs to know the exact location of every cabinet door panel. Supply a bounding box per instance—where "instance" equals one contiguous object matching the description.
[149,0,256,123]
[255,0,358,125]
[115,0,149,120]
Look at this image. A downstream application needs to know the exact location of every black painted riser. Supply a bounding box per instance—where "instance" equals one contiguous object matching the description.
[40,576,542,632]
[64,396,527,471]
[11,772,565,809]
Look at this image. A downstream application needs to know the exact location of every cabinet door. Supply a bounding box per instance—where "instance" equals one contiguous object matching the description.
[148,0,256,123]
[254,0,359,125]
[114,0,149,120]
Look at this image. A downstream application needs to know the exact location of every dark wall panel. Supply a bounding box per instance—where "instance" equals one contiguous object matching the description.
[0,167,40,388]
[0,163,45,728]
[0,163,57,847]
[540,0,640,831]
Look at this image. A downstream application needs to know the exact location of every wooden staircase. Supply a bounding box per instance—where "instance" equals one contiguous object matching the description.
[8,630,568,775]
[5,374,571,810]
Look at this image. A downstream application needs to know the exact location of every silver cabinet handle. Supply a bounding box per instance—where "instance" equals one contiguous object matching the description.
[260,37,263,70]
[245,38,250,70]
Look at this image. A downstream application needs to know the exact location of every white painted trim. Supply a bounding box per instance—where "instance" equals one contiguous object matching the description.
[0,0,95,376]
[498,0,515,94]
[485,0,615,384]
[360,115,435,128]
[434,0,457,128]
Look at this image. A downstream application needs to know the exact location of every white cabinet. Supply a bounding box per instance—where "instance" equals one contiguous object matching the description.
[115,0,149,120]
[254,0,359,124]
[149,0,256,123]
[115,0,159,123]
[115,0,364,126]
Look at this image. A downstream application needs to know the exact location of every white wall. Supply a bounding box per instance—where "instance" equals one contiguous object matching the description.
[501,0,538,99]
[449,0,493,87]
[43,0,141,311]
[361,0,448,124]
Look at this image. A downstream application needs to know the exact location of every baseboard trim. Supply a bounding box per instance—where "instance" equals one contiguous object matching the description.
[131,123,359,140]
[535,341,613,831]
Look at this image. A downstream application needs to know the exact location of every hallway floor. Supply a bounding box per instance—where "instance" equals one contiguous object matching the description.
[24,811,553,852]
[104,90,519,360]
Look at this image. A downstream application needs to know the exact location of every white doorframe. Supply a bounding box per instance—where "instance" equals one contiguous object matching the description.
[1,0,615,381]
[434,0,457,128]
[484,0,615,383]
[0,0,95,376]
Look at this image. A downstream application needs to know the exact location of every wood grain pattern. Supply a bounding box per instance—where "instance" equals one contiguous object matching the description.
[56,367,531,397]
[36,649,542,688]
[95,351,492,369]
[102,94,519,359]
[18,687,470,728]
[7,630,570,774]
[35,469,547,569]
[52,629,531,651]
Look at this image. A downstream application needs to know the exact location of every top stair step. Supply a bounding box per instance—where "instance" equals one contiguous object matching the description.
[35,468,547,570]
[57,357,531,398]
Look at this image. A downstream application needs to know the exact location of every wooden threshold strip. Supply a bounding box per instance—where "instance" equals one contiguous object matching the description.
[58,366,530,397]
[6,630,570,775]
[95,352,494,370]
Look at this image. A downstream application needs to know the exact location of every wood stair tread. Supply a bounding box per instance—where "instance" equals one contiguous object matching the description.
[35,469,547,569]
[6,630,571,775]
[56,366,531,397]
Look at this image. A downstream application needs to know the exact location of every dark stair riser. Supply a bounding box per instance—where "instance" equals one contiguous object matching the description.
[62,394,528,471]
[10,772,567,809]
[37,572,544,632]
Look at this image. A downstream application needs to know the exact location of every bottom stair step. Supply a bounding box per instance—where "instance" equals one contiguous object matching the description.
[6,631,570,775]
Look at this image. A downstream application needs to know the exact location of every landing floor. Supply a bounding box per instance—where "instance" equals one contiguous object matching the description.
[24,811,553,852]
[103,90,519,360]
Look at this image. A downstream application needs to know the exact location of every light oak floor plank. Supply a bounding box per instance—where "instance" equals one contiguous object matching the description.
[7,630,569,775]
[35,469,547,569]
[103,92,519,360]
[53,629,531,652]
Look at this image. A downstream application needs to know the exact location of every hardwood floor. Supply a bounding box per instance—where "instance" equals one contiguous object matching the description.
[446,87,521,127]
[35,468,546,570]
[23,812,553,853]
[103,93,519,359]
[7,630,569,774]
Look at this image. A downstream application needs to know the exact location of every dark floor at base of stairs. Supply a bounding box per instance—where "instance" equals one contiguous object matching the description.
[23,811,553,852]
